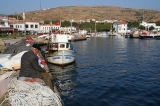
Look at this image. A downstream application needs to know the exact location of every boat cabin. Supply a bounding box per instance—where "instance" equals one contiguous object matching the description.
[47,34,75,52]
[47,42,73,51]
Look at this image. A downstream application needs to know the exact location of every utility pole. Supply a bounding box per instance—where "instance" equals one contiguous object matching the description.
[69,14,73,35]
[40,0,41,10]
[71,19,73,35]
[142,10,144,22]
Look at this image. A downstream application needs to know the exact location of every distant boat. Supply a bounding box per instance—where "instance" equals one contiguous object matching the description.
[138,30,160,39]
[95,32,109,37]
[139,34,160,39]
[36,34,49,45]
[37,34,49,40]
[86,34,91,38]
[45,34,76,66]
[125,33,131,38]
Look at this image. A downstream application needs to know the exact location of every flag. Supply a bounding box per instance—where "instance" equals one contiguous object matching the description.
[55,22,60,26]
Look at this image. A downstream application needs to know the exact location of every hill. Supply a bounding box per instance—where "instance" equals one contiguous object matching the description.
[23,6,160,22]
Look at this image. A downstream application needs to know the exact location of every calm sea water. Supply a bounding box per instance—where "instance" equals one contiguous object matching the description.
[48,36,160,106]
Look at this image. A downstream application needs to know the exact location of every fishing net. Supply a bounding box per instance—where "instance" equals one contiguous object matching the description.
[0,78,63,106]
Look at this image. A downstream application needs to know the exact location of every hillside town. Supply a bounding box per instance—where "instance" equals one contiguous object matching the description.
[1,11,160,37]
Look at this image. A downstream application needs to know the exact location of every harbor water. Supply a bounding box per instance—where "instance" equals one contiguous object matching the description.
[48,36,160,106]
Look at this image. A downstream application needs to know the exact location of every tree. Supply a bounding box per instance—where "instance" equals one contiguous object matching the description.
[138,25,145,30]
[149,26,155,31]
[156,21,160,26]
[128,21,140,28]
[44,20,50,24]
[61,20,70,27]
[52,20,60,24]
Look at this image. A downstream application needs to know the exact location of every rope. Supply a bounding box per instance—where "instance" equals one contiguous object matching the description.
[5,78,63,106]
[0,94,9,106]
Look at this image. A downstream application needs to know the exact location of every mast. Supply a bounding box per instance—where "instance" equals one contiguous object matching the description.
[142,10,144,22]
[95,20,96,35]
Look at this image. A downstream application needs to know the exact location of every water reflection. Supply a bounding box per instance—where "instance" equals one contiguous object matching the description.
[47,62,78,97]
[46,37,160,106]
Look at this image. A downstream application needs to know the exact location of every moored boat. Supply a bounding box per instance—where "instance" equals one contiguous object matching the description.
[45,34,76,66]
[86,34,91,38]
[95,32,109,37]
[139,34,160,39]
[139,31,160,39]
[125,33,131,38]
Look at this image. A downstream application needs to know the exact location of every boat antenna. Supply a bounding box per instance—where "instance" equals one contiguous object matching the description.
[142,10,144,22]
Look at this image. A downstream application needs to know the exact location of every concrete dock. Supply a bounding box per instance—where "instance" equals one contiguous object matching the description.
[71,36,87,42]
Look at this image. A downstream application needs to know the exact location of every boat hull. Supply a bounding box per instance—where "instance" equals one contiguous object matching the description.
[46,50,75,66]
[139,35,160,39]
[125,34,131,38]
[130,34,139,38]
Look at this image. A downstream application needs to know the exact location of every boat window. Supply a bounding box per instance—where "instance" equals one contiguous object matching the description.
[66,43,70,48]
[53,43,58,48]
[70,44,73,50]
[60,44,65,48]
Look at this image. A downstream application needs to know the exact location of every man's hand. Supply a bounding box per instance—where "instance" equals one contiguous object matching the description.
[46,70,49,73]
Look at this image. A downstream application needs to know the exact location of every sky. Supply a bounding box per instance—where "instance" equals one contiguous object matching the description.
[0,0,160,15]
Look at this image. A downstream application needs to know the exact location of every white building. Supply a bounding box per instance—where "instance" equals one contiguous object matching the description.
[60,26,76,34]
[40,24,60,33]
[0,16,10,27]
[154,26,160,31]
[9,20,40,33]
[140,21,160,31]
[140,21,156,27]
[113,21,128,34]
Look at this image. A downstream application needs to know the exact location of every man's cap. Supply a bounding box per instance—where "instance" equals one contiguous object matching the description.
[32,43,41,51]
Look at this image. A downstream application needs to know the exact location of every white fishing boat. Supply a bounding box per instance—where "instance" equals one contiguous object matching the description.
[95,32,109,37]
[86,34,91,38]
[0,51,27,70]
[45,34,76,66]
[37,34,49,39]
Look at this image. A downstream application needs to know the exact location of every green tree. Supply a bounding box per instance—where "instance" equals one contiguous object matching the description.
[52,20,112,32]
[61,20,70,27]
[128,21,140,28]
[156,21,160,26]
[138,25,145,30]
[96,23,111,31]
[44,20,50,24]
[149,26,155,31]
[52,20,60,24]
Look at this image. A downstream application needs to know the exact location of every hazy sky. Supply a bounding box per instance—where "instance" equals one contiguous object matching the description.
[0,0,159,14]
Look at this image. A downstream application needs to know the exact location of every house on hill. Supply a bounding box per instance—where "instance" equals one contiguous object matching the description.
[113,21,128,34]
[140,21,160,31]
